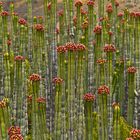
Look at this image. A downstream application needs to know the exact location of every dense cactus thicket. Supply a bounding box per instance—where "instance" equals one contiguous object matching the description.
[0,0,140,140]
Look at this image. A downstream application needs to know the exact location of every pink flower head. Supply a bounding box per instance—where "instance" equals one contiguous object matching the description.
[75,0,83,7]
[18,18,27,25]
[58,9,64,17]
[130,128,140,139]
[115,0,119,7]
[7,39,12,46]
[93,25,102,34]
[126,138,134,140]
[106,3,113,13]
[87,0,94,6]
[10,134,23,140]
[130,11,136,18]
[47,2,51,11]
[83,93,95,102]
[65,42,77,51]
[52,77,63,84]
[135,12,140,18]
[96,58,106,64]
[37,97,46,103]
[104,44,116,52]
[127,66,137,73]
[1,11,9,16]
[34,24,44,31]
[29,74,41,82]
[57,46,67,53]
[76,43,86,51]
[80,8,88,15]
[14,55,25,61]
[8,126,21,136]
[98,85,110,95]
[118,12,124,17]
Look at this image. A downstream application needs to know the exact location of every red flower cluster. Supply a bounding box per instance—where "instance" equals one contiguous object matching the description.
[80,8,88,15]
[27,95,32,102]
[52,77,63,84]
[130,128,140,139]
[8,126,21,136]
[108,31,113,36]
[130,11,140,18]
[83,93,95,102]
[7,39,12,46]
[14,55,25,61]
[1,11,9,16]
[87,0,94,6]
[34,24,44,31]
[93,25,102,34]
[18,18,27,25]
[106,3,113,13]
[118,12,124,17]
[58,10,64,17]
[98,85,110,95]
[127,66,137,73]
[37,97,46,103]
[104,44,116,52]
[57,46,67,53]
[96,58,106,64]
[29,74,41,82]
[126,138,134,140]
[10,134,23,140]
[75,0,83,7]
[76,43,86,51]
[65,42,77,51]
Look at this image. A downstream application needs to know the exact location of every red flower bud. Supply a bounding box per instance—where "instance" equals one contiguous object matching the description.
[18,18,27,25]
[98,85,110,95]
[75,0,83,7]
[14,55,25,61]
[83,93,95,102]
[127,66,137,73]
[52,77,63,84]
[29,74,41,82]
[93,25,102,34]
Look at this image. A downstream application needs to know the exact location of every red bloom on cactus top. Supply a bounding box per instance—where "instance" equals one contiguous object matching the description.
[7,39,12,46]
[106,3,113,13]
[65,42,77,51]
[8,126,21,136]
[75,0,83,7]
[96,58,106,64]
[87,0,95,6]
[37,97,46,103]
[115,0,119,7]
[58,10,64,17]
[57,46,67,53]
[93,25,102,34]
[118,12,124,17]
[10,134,23,140]
[83,93,95,102]
[1,11,9,16]
[104,44,116,52]
[14,55,25,61]
[52,77,63,84]
[18,18,27,25]
[130,128,140,139]
[34,24,44,31]
[77,43,86,51]
[98,85,110,95]
[126,138,134,140]
[127,66,137,73]
[29,74,41,82]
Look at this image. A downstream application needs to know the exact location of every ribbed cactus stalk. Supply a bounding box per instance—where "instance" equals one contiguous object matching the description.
[83,93,95,140]
[127,66,136,126]
[29,73,41,140]
[98,85,110,140]
[113,103,121,140]
[53,77,63,140]
[14,55,28,137]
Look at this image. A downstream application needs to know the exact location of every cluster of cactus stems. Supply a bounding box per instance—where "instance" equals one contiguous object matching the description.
[0,0,140,140]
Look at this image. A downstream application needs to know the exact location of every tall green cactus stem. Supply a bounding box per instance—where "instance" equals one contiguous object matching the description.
[76,44,86,139]
[127,66,136,126]
[14,56,27,136]
[83,93,95,140]
[99,93,108,140]
[92,112,99,140]
[98,0,104,18]
[87,1,94,92]
[75,1,82,43]
[54,78,63,140]
[29,74,41,140]
[113,103,121,140]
